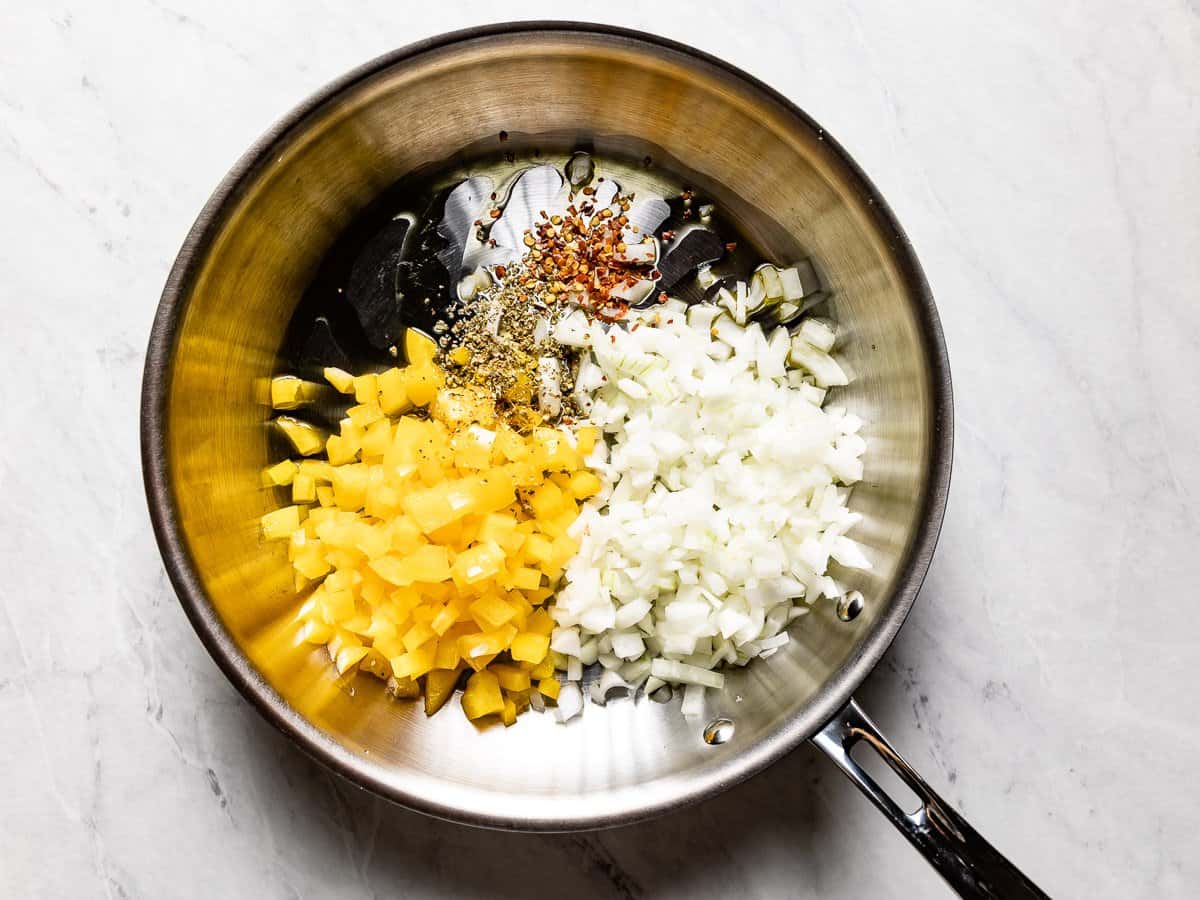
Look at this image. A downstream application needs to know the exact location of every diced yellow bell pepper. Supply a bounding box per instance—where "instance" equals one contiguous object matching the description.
[387,675,421,699]
[271,347,604,724]
[360,418,391,459]
[461,671,504,720]
[473,470,516,514]
[405,328,438,366]
[468,594,516,631]
[402,482,461,534]
[332,464,369,511]
[424,667,461,715]
[388,517,423,554]
[522,533,554,565]
[575,426,598,456]
[510,632,550,664]
[525,608,555,635]
[509,566,542,591]
[335,645,368,674]
[568,470,602,499]
[402,621,436,653]
[324,366,356,394]
[261,505,302,541]
[293,544,331,580]
[358,648,391,680]
[454,542,505,586]
[453,425,497,470]
[262,459,298,487]
[458,625,517,669]
[275,417,326,456]
[392,638,438,679]
[529,481,564,519]
[271,375,322,410]
[432,630,465,670]
[537,677,561,700]
[347,403,383,430]
[430,599,464,636]
[353,373,378,404]
[432,384,497,428]
[490,663,531,693]
[494,426,530,463]
[325,434,358,467]
[292,472,316,504]
[403,364,442,407]
[377,367,411,416]
[296,619,333,645]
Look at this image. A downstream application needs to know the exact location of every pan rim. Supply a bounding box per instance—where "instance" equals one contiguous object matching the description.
[140,20,953,832]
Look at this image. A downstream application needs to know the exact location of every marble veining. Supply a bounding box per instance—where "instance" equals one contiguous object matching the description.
[1,2,1198,897]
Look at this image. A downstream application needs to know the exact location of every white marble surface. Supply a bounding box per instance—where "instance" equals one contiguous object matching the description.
[2,1,1198,897]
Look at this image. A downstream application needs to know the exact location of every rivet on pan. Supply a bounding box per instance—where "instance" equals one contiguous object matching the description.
[836,590,864,622]
[703,718,735,745]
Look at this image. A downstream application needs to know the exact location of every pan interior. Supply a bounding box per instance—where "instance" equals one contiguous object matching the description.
[150,26,944,829]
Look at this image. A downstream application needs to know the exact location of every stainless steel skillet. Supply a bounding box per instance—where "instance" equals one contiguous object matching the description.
[141,22,1046,897]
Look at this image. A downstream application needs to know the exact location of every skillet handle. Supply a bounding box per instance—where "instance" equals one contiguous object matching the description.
[811,697,1049,899]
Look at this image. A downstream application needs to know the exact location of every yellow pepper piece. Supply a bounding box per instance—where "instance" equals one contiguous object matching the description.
[353,373,378,404]
[425,667,461,716]
[468,594,516,631]
[490,664,531,693]
[405,328,438,366]
[388,675,421,699]
[530,656,555,680]
[270,375,322,410]
[262,459,298,487]
[510,632,550,665]
[261,505,302,541]
[568,470,602,499]
[377,367,411,416]
[537,677,561,700]
[275,417,326,456]
[324,366,356,394]
[461,671,504,720]
[501,697,518,726]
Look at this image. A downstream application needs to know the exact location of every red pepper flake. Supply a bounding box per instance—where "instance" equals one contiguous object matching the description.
[488,239,497,247]
[473,219,483,227]
[657,292,669,304]
[610,334,617,343]
[661,229,676,241]
[488,209,501,219]
[490,192,497,201]
[631,322,641,331]
[725,242,738,252]
[495,265,507,278]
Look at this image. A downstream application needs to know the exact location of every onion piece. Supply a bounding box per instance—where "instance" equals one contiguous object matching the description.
[680,683,706,718]
[554,682,584,723]
[650,658,725,689]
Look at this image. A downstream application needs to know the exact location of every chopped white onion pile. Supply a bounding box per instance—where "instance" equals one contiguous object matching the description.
[549,294,870,715]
